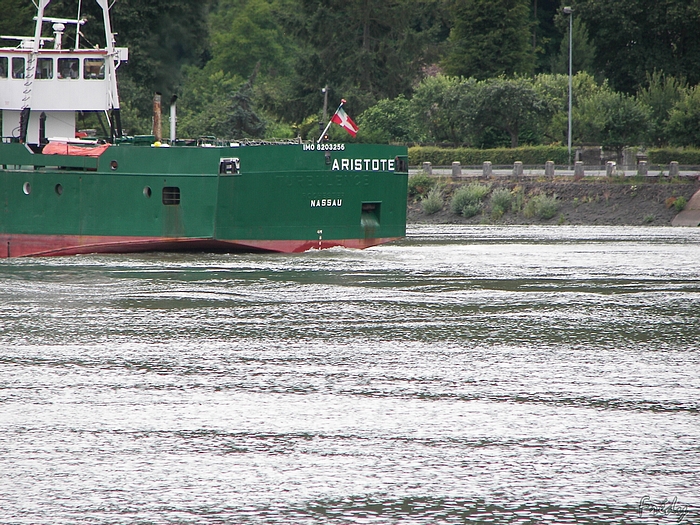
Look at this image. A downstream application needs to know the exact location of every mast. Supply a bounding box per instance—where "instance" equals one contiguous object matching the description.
[1,0,127,143]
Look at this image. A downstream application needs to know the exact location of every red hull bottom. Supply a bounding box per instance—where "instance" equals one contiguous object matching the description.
[0,234,401,258]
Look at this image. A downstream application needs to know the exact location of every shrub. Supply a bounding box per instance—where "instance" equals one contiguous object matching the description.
[491,204,505,220]
[674,196,688,211]
[524,194,559,219]
[461,203,482,218]
[408,173,434,197]
[490,188,513,212]
[421,188,443,215]
[449,183,490,214]
[511,186,525,213]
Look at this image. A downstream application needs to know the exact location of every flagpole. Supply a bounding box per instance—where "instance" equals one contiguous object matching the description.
[317,99,345,144]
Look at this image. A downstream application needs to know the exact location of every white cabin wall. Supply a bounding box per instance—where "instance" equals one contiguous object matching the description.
[2,109,75,142]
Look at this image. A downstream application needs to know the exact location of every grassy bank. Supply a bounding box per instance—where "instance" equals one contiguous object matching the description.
[407,174,700,226]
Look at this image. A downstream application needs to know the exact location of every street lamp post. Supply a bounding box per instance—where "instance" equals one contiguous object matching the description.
[563,6,573,169]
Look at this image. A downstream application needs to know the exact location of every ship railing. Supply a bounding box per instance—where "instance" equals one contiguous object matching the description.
[112,135,306,147]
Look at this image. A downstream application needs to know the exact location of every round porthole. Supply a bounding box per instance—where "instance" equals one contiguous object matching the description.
[22,182,31,195]
[55,183,63,196]
[143,186,152,198]
[110,160,118,170]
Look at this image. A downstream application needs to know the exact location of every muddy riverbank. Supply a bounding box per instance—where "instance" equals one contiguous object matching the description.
[407,178,700,226]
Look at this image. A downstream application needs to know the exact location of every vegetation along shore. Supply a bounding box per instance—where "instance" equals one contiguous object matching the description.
[406,172,700,227]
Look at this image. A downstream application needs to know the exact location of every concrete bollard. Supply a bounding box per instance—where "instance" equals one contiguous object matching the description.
[452,161,461,177]
[669,161,679,177]
[545,160,554,177]
[606,161,616,177]
[422,162,432,175]
[483,161,492,177]
[574,161,585,178]
[637,160,648,176]
[513,161,523,176]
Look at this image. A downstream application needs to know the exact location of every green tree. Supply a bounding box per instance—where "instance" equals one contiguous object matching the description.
[441,77,481,145]
[442,0,535,79]
[551,17,595,76]
[357,95,412,143]
[533,71,603,144]
[208,0,293,80]
[666,85,700,147]
[532,0,561,73]
[575,89,650,160]
[109,0,212,118]
[177,67,268,139]
[637,71,687,146]
[409,74,460,143]
[0,0,34,36]
[286,0,445,117]
[573,0,700,93]
[473,76,552,147]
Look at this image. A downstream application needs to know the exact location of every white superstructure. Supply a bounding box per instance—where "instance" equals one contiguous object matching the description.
[0,0,127,142]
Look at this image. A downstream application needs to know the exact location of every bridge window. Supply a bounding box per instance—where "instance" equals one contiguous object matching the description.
[58,58,79,79]
[36,58,53,79]
[12,57,24,79]
[0,57,7,78]
[83,58,105,80]
[394,156,408,173]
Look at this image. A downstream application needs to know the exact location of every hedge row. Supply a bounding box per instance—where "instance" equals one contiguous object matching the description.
[647,148,700,166]
[408,146,570,166]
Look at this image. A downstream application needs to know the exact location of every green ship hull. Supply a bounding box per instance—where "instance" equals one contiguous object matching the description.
[0,141,408,257]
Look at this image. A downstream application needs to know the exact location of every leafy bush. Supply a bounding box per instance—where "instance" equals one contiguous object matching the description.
[421,188,443,215]
[523,194,559,219]
[407,173,434,197]
[490,188,513,212]
[511,186,525,213]
[461,203,482,218]
[674,196,688,211]
[450,183,491,215]
[491,204,505,220]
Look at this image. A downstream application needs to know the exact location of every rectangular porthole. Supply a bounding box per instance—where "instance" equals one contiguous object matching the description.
[162,186,180,205]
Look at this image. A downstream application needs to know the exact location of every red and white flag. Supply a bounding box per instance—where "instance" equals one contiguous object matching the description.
[331,103,359,137]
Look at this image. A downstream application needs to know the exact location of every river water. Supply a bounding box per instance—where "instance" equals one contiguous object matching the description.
[1,225,698,524]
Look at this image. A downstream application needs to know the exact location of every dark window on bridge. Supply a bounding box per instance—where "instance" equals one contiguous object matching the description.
[58,58,79,79]
[36,58,53,79]
[84,58,105,79]
[394,156,408,173]
[12,57,25,79]
[162,186,180,205]
[0,57,7,78]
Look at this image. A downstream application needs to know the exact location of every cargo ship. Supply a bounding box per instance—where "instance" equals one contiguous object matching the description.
[0,0,408,258]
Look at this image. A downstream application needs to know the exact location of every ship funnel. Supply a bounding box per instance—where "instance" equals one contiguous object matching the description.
[170,95,177,142]
[153,92,162,142]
